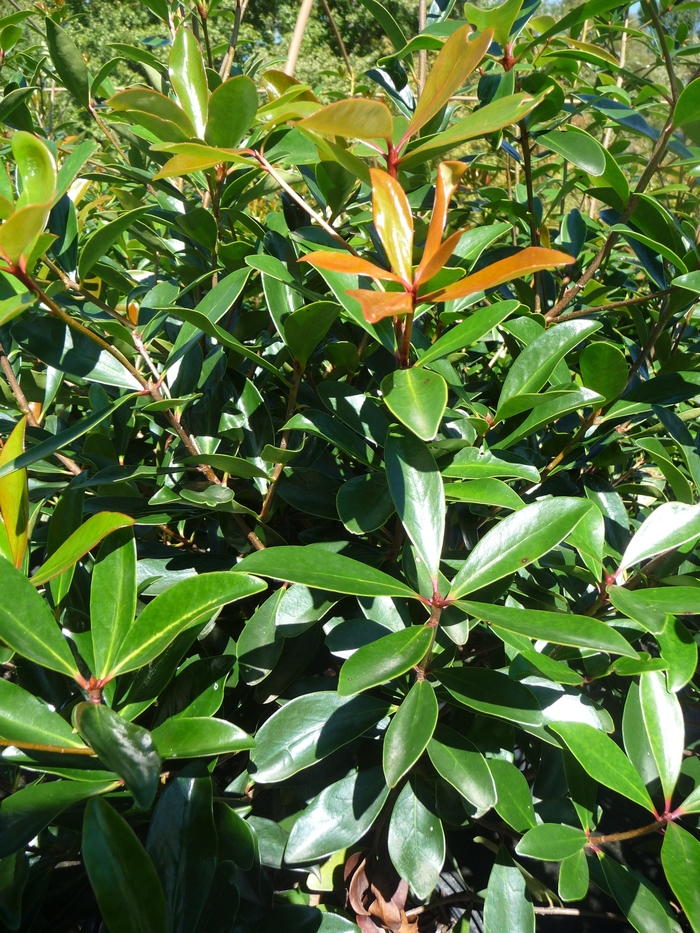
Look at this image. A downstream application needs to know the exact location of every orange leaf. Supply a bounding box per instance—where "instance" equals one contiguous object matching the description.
[300,251,403,283]
[422,247,573,303]
[405,26,494,139]
[370,168,413,285]
[415,160,469,284]
[346,289,413,324]
[415,227,468,288]
[298,99,394,143]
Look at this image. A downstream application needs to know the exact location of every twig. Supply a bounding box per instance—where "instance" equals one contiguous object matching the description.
[555,288,671,321]
[219,0,249,79]
[43,256,137,330]
[646,1,679,103]
[259,364,302,522]
[320,0,352,77]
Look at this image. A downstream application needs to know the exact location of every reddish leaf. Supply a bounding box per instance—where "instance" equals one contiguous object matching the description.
[299,99,393,143]
[415,227,467,288]
[422,247,573,303]
[405,26,494,139]
[300,251,403,283]
[370,168,413,285]
[346,289,413,323]
[416,161,469,283]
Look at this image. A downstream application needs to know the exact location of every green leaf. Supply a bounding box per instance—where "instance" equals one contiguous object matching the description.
[658,617,698,692]
[559,849,590,902]
[387,778,444,899]
[639,671,684,805]
[0,557,79,678]
[457,601,639,657]
[357,0,407,51]
[619,502,700,572]
[0,203,50,264]
[483,846,535,933]
[111,572,266,676]
[538,125,606,175]
[579,342,628,403]
[215,802,256,869]
[236,546,418,599]
[444,478,524,510]
[662,823,700,932]
[0,779,116,859]
[383,680,438,787]
[30,512,134,586]
[487,758,537,831]
[516,823,588,861]
[91,528,137,681]
[338,626,433,697]
[284,767,389,863]
[299,99,394,143]
[45,17,90,110]
[151,717,255,759]
[438,668,543,726]
[12,132,56,207]
[83,797,167,933]
[448,498,590,599]
[427,724,496,810]
[284,301,339,368]
[673,77,700,132]
[205,75,257,149]
[74,702,161,809]
[107,88,196,138]
[78,206,152,279]
[169,27,209,138]
[250,693,389,783]
[0,417,28,570]
[415,301,518,368]
[147,763,217,933]
[179,454,268,478]
[381,368,448,441]
[464,0,522,46]
[0,677,86,749]
[599,854,676,933]
[337,473,395,534]
[496,320,601,418]
[607,586,669,635]
[406,25,492,137]
[549,721,654,812]
[442,447,540,482]
[385,426,444,581]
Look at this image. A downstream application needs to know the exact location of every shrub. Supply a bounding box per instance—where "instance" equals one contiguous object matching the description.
[1,1,700,931]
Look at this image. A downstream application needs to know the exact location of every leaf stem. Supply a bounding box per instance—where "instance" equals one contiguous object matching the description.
[0,737,96,756]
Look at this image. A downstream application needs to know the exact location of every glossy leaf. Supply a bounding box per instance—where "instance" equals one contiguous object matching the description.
[559,850,590,903]
[0,677,86,749]
[639,670,684,805]
[516,823,587,861]
[427,724,496,809]
[383,680,438,787]
[12,132,56,207]
[250,692,389,783]
[448,497,590,599]
[619,502,700,572]
[417,161,470,281]
[205,75,257,148]
[0,557,80,678]
[78,206,152,279]
[381,368,448,441]
[385,426,444,580]
[549,721,654,811]
[107,88,196,137]
[299,99,394,142]
[416,300,518,368]
[45,17,90,109]
[347,288,413,323]
[539,125,606,175]
[83,797,167,933]
[0,203,50,264]
[0,779,116,859]
[579,341,628,402]
[74,702,160,809]
[488,758,536,832]
[370,168,413,283]
[151,718,254,759]
[483,846,535,933]
[0,417,28,569]
[30,512,134,586]
[387,778,445,899]
[111,572,267,676]
[662,823,700,932]
[338,626,433,697]
[406,26,493,137]
[599,854,676,933]
[658,618,697,692]
[457,601,638,657]
[285,767,389,863]
[337,473,395,534]
[169,28,208,138]
[444,478,524,510]
[236,546,417,598]
[300,250,402,283]
[438,668,543,726]
[147,763,217,933]
[284,301,340,368]
[673,78,700,131]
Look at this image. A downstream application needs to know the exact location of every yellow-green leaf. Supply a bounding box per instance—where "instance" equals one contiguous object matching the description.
[169,27,209,138]
[370,167,413,284]
[298,98,394,143]
[0,417,28,569]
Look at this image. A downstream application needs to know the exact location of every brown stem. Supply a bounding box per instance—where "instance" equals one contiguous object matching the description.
[43,256,136,330]
[0,340,82,475]
[542,408,600,477]
[555,288,672,322]
[588,819,665,846]
[646,0,679,103]
[623,296,674,389]
[398,309,415,368]
[320,0,352,76]
[259,363,302,522]
[406,893,625,923]
[518,120,544,312]
[545,118,676,322]
[0,737,96,756]
[219,0,249,79]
